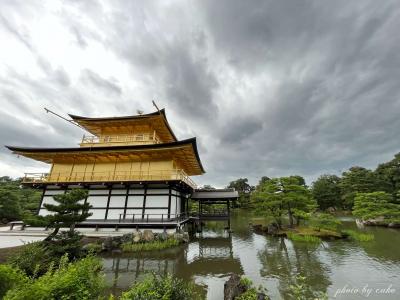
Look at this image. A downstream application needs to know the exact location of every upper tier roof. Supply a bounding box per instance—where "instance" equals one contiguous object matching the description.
[6,138,205,176]
[69,109,177,142]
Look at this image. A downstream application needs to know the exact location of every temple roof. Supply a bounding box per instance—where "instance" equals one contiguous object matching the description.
[6,138,204,176]
[69,109,177,142]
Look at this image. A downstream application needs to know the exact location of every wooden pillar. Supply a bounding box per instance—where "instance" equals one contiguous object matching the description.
[227,199,231,230]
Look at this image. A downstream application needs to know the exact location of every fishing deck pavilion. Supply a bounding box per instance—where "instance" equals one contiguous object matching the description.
[6,109,238,231]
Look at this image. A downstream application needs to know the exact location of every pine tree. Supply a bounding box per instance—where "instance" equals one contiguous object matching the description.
[27,189,91,240]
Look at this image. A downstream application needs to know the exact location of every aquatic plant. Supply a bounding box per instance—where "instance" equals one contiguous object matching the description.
[286,232,322,244]
[288,275,328,300]
[342,229,374,242]
[121,238,180,252]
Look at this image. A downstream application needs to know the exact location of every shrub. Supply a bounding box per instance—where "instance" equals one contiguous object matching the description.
[122,238,180,252]
[236,288,258,300]
[0,264,29,298]
[342,229,374,242]
[8,241,56,277]
[286,232,321,244]
[83,242,103,253]
[44,231,84,260]
[120,273,201,300]
[4,254,105,300]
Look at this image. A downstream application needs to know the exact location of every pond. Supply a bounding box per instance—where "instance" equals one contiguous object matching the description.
[102,210,400,299]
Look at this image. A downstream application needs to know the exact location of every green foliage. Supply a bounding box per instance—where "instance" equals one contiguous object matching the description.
[122,238,180,252]
[0,190,21,222]
[120,273,201,300]
[309,213,342,232]
[0,264,29,298]
[339,167,377,209]
[8,241,56,277]
[311,175,342,210]
[4,255,105,300]
[342,230,374,242]
[239,276,253,288]
[227,178,254,208]
[236,288,258,300]
[288,275,328,300]
[45,231,84,260]
[374,152,400,202]
[0,177,41,223]
[252,176,316,228]
[25,189,91,240]
[353,192,400,224]
[236,276,269,300]
[83,242,103,253]
[286,232,321,244]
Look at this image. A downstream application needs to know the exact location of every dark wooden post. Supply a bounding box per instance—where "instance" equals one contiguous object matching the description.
[227,199,231,230]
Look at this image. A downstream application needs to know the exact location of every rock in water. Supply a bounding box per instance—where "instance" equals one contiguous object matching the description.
[183,232,190,243]
[173,233,184,242]
[143,229,155,242]
[159,231,168,241]
[224,274,246,300]
[133,231,142,243]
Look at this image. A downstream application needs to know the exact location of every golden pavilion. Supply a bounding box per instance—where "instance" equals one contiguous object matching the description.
[6,109,209,229]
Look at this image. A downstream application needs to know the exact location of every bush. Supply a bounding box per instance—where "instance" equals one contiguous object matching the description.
[342,229,374,242]
[44,231,84,260]
[83,242,103,254]
[120,273,201,300]
[122,238,180,252]
[8,241,56,277]
[4,255,105,300]
[0,264,28,298]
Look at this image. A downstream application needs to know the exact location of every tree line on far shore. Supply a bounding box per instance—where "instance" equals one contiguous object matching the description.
[225,152,400,227]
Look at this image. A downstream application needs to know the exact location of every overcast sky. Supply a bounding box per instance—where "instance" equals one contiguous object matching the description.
[1,0,400,187]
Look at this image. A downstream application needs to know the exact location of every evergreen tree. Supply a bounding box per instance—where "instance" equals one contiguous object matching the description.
[353,192,400,224]
[311,175,342,210]
[375,152,400,203]
[227,178,254,208]
[252,176,316,228]
[26,189,91,240]
[339,167,377,209]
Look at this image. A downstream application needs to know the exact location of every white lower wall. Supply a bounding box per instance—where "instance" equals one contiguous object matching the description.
[38,184,187,222]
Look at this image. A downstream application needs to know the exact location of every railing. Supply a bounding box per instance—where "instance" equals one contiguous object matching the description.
[194,208,229,217]
[22,169,197,189]
[80,134,160,146]
[118,213,190,223]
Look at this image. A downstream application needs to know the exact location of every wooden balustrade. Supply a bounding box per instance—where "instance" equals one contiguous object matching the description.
[23,169,197,189]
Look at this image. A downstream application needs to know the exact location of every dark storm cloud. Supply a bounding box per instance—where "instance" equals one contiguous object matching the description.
[1,0,400,186]
[80,69,122,96]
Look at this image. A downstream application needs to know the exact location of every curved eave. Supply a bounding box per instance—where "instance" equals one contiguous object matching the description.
[69,109,178,142]
[6,137,205,175]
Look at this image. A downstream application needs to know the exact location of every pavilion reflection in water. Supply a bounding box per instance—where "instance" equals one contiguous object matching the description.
[103,233,243,295]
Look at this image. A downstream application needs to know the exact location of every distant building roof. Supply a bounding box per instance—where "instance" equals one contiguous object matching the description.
[191,188,239,199]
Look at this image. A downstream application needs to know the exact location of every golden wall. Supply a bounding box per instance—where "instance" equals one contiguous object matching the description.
[48,159,178,182]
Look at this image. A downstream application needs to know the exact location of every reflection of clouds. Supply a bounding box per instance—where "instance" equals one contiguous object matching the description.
[258,237,331,299]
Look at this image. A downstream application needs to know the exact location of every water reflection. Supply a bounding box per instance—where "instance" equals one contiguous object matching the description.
[258,237,331,298]
[102,210,400,299]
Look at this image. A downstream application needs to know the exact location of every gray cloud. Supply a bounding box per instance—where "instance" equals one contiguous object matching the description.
[80,69,122,96]
[0,0,400,187]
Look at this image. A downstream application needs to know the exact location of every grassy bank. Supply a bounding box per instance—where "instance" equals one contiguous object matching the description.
[122,238,181,252]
